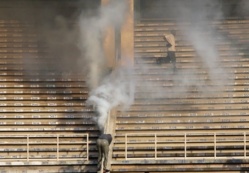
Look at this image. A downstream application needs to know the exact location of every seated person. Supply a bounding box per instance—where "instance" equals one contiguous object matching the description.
[156,30,177,71]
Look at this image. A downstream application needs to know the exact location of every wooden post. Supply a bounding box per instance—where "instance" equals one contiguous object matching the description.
[120,0,134,66]
[101,0,116,69]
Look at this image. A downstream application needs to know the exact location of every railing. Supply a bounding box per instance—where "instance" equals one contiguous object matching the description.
[125,132,249,160]
[0,134,89,161]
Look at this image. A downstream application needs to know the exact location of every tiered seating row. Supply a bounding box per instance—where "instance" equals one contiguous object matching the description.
[0,134,89,160]
[113,132,249,160]
[0,165,96,173]
[111,163,249,173]
[215,20,249,43]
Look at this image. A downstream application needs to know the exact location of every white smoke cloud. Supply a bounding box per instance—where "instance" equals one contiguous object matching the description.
[86,67,135,132]
[164,0,235,94]
[177,0,235,93]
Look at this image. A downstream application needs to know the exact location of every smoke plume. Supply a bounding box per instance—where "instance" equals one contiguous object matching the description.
[176,0,235,93]
[80,1,134,132]
[87,67,135,132]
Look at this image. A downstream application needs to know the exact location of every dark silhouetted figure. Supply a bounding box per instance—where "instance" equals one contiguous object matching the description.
[97,134,113,173]
[156,30,177,71]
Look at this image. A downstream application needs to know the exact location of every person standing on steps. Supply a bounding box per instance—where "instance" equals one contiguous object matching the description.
[156,30,177,72]
[97,133,113,173]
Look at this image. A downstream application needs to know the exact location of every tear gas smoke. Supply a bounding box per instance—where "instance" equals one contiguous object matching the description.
[80,1,134,131]
[136,0,236,100]
[86,68,135,132]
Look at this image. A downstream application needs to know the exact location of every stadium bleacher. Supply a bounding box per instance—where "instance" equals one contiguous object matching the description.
[1,0,249,172]
[111,18,249,172]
